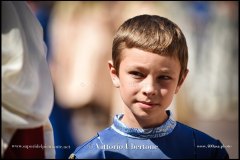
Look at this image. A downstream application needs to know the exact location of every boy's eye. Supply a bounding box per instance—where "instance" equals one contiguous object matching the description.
[129,71,144,78]
[158,76,171,80]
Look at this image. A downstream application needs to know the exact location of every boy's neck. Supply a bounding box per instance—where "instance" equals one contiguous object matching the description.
[121,107,168,129]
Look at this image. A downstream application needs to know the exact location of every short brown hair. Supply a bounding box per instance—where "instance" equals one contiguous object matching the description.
[112,14,188,82]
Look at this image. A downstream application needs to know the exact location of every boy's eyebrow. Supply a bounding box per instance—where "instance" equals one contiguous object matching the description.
[125,64,148,71]
[126,64,176,74]
[158,68,175,74]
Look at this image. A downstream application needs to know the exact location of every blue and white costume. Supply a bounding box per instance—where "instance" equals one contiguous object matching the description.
[70,110,229,159]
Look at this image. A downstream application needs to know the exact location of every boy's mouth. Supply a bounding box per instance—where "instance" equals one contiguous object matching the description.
[137,101,158,109]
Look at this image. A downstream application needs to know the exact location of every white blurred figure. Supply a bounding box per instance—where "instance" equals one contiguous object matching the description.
[2,1,54,158]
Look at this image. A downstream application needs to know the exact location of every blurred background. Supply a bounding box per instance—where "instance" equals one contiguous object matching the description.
[28,1,238,159]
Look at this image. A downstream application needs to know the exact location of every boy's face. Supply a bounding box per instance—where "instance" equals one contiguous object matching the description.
[109,48,187,123]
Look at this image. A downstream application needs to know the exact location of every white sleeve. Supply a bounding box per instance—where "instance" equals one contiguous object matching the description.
[1,1,54,152]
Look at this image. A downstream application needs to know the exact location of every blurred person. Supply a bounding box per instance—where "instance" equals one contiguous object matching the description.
[69,14,229,159]
[179,1,238,121]
[2,1,54,158]
[49,1,113,109]
[48,1,114,158]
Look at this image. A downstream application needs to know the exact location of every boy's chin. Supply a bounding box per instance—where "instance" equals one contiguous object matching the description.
[132,110,156,119]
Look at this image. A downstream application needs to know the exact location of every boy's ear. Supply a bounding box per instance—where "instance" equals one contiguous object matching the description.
[108,60,120,88]
[175,69,189,94]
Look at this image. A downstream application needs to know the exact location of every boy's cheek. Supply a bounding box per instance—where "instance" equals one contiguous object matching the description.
[127,82,139,89]
[160,88,171,96]
[121,83,140,96]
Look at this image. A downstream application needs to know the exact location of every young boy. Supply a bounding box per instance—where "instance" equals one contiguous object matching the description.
[69,14,229,159]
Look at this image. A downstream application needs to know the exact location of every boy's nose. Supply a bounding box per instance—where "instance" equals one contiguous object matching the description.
[142,81,157,97]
